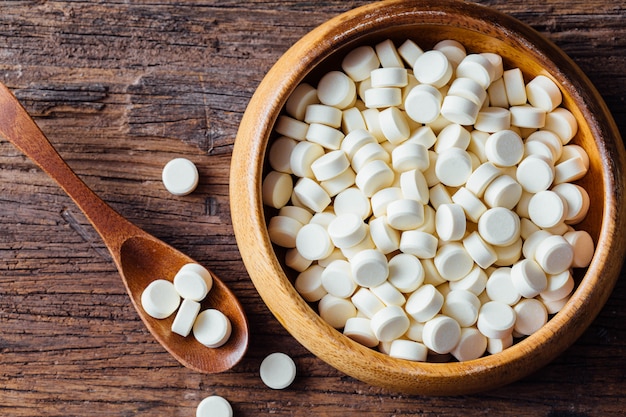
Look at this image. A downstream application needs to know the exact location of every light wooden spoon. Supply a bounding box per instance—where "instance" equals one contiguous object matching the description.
[0,82,248,374]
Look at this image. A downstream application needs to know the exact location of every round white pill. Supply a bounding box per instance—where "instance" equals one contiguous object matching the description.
[351,142,390,173]
[350,249,389,287]
[544,107,578,144]
[448,77,487,106]
[451,187,488,223]
[193,309,232,348]
[392,142,429,173]
[341,129,377,159]
[433,39,466,67]
[285,248,313,272]
[487,334,514,355]
[477,207,520,247]
[305,123,344,150]
[429,183,453,210]
[405,284,444,322]
[456,53,494,88]
[435,147,473,187]
[540,270,575,301]
[321,260,357,298]
[440,94,481,125]
[290,140,325,179]
[413,50,452,88]
[474,107,511,132]
[369,216,401,254]
[174,263,213,301]
[140,279,180,321]
[351,287,385,318]
[375,39,404,68]
[371,67,408,88]
[462,231,498,270]
[485,130,524,167]
[275,115,309,140]
[334,187,371,220]
[398,39,424,66]
[477,301,516,339]
[442,290,481,327]
[327,212,367,249]
[435,203,466,241]
[196,395,233,417]
[552,182,590,224]
[296,223,334,261]
[371,281,406,307]
[267,215,302,248]
[262,170,293,209]
[510,105,547,129]
[318,294,357,329]
[389,339,428,362]
[449,265,487,296]
[534,235,574,275]
[387,253,424,293]
[516,155,554,193]
[269,136,298,174]
[399,230,438,259]
[465,162,501,197]
[321,167,356,197]
[285,83,319,120]
[260,352,297,390]
[171,298,201,337]
[510,259,548,298]
[379,106,410,144]
[364,87,402,108]
[342,45,380,82]
[483,174,522,210]
[563,230,594,268]
[422,315,461,354]
[451,327,487,362]
[293,177,331,213]
[434,123,471,153]
[528,190,568,228]
[371,305,410,342]
[503,68,527,106]
[355,159,395,197]
[486,267,521,305]
[344,317,379,347]
[342,106,367,133]
[404,84,443,124]
[387,198,425,231]
[310,150,350,182]
[304,103,343,128]
[434,242,474,281]
[317,70,356,109]
[294,265,326,302]
[513,298,548,336]
[526,75,562,112]
[162,158,199,196]
[400,168,429,204]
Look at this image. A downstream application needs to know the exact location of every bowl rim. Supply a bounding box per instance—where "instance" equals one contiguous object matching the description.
[230,0,626,395]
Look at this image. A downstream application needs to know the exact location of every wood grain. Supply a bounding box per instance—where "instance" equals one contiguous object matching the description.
[1,0,625,415]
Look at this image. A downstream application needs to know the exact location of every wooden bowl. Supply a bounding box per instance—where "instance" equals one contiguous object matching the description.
[230,0,626,395]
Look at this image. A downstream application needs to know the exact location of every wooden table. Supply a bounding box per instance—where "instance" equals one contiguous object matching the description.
[1,1,625,415]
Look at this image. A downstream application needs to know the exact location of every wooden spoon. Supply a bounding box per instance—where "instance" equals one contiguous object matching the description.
[0,82,248,374]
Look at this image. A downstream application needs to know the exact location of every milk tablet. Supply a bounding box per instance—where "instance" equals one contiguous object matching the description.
[483,174,522,210]
[448,77,487,106]
[350,248,389,287]
[294,265,327,302]
[554,156,588,184]
[477,207,520,247]
[267,215,302,248]
[342,45,380,82]
[463,231,498,269]
[293,177,331,213]
[465,162,501,197]
[389,339,428,362]
[503,68,526,106]
[296,223,334,261]
[516,155,554,193]
[387,198,425,231]
[474,107,511,132]
[435,203,466,241]
[375,39,404,68]
[451,327,487,362]
[318,294,357,329]
[449,265,488,295]
[321,260,357,298]
[269,136,298,174]
[351,287,385,318]
[342,106,367,133]
[260,352,297,390]
[477,301,516,339]
[369,216,401,254]
[400,168,429,204]
[285,247,313,272]
[404,84,442,124]
[196,395,233,417]
[371,67,408,88]
[413,50,452,88]
[485,267,521,305]
[162,158,199,196]
[540,270,575,301]
[528,190,568,228]
[387,253,424,293]
[442,290,481,327]
[563,230,594,268]
[434,123,471,153]
[193,309,232,348]
[275,115,309,141]
[364,87,402,108]
[398,39,424,67]
[372,187,403,217]
[422,315,461,354]
[405,284,444,322]
[344,317,379,347]
[434,242,475,281]
[173,263,213,301]
[141,279,181,319]
[371,305,410,342]
[392,142,429,172]
[327,213,367,249]
[341,129,378,159]
[355,159,395,197]
[262,170,293,209]
[544,107,578,144]
[456,53,495,89]
[351,142,390,172]
[511,259,548,298]
[305,104,343,128]
[379,106,410,144]
[440,94,481,125]
[513,298,548,336]
[485,129,524,167]
[285,83,319,120]
[305,122,344,150]
[334,187,371,220]
[429,183,453,210]
[290,140,325,179]
[317,70,356,109]
[433,39,466,67]
[171,299,201,337]
[534,235,574,274]
[510,105,546,129]
[399,230,438,258]
[451,187,487,223]
[435,147,473,187]
[526,75,562,112]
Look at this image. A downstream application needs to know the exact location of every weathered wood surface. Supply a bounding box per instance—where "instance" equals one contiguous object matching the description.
[0,1,624,416]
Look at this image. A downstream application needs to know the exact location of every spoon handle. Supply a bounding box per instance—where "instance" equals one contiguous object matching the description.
[0,83,138,254]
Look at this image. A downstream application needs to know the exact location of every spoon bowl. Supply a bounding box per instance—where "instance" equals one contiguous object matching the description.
[0,82,248,374]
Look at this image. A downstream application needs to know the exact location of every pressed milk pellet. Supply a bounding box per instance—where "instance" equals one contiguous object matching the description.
[262,37,595,363]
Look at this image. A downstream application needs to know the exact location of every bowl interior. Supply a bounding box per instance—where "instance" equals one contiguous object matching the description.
[232,0,625,395]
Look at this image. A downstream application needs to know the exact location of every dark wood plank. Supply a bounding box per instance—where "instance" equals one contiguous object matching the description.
[1,0,625,415]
